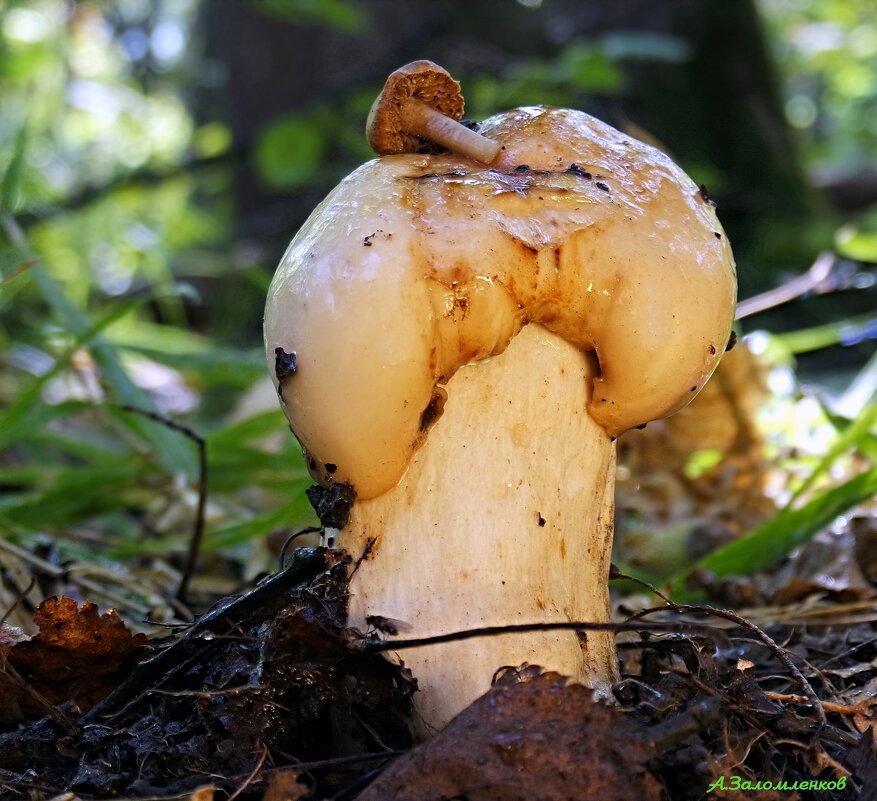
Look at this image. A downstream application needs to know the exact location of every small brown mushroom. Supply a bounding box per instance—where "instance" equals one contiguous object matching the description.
[366,60,501,164]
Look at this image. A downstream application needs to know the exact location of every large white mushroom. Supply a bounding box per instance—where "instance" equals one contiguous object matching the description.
[264,62,736,732]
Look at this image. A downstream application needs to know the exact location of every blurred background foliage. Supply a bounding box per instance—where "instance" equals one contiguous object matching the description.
[0,0,875,620]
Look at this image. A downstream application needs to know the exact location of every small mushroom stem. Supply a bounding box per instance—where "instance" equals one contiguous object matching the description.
[336,324,619,734]
[403,99,501,164]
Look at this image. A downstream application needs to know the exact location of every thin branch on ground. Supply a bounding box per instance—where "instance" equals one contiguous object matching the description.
[735,250,839,319]
[359,619,730,654]
[226,743,268,801]
[117,405,207,605]
[0,576,36,627]
[610,564,674,604]
[0,662,77,736]
[279,526,323,569]
[629,603,827,729]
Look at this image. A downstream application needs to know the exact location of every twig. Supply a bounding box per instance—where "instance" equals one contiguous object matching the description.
[0,256,39,287]
[0,662,78,736]
[348,537,376,581]
[0,538,65,579]
[735,251,837,319]
[279,526,323,569]
[226,743,268,801]
[0,537,153,615]
[152,684,260,700]
[236,751,405,776]
[630,604,827,729]
[359,619,728,654]
[16,150,236,231]
[764,692,874,716]
[0,575,36,627]
[609,564,673,604]
[117,405,207,605]
[80,548,330,722]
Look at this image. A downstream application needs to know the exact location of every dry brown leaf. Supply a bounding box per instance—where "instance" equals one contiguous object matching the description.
[5,596,148,715]
[262,770,309,801]
[769,524,876,604]
[29,596,148,655]
[854,712,877,736]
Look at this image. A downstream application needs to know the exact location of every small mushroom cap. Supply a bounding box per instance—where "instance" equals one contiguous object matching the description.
[366,60,465,155]
[266,107,737,500]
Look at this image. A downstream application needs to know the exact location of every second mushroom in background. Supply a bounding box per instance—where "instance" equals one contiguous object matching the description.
[264,61,737,733]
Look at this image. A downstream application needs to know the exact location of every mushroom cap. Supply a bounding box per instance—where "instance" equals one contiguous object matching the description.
[265,106,737,500]
[366,60,466,155]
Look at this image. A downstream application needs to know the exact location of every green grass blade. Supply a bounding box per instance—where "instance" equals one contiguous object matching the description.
[205,490,314,549]
[1,117,28,212]
[27,265,197,475]
[206,410,287,447]
[774,313,877,354]
[786,400,877,505]
[675,465,877,585]
[0,247,38,287]
[0,301,144,449]
[2,457,153,529]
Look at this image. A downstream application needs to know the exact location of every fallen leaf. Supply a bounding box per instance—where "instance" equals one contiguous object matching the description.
[845,728,877,800]
[5,596,148,715]
[262,770,309,801]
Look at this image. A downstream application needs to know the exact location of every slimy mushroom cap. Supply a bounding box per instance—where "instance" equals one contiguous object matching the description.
[265,107,737,500]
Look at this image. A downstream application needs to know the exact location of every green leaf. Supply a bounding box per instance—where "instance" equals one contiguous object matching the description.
[774,313,877,354]
[254,0,367,30]
[206,410,309,494]
[205,491,315,549]
[1,117,28,212]
[3,456,153,529]
[0,246,37,286]
[823,407,877,461]
[0,299,143,450]
[837,227,877,261]
[254,115,326,191]
[121,345,266,387]
[25,427,124,463]
[786,399,877,504]
[556,43,624,92]
[0,400,95,452]
[675,465,877,585]
[206,410,288,448]
[599,32,692,63]
[26,265,196,475]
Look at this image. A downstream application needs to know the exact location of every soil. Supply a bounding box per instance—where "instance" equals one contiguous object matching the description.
[1,546,875,800]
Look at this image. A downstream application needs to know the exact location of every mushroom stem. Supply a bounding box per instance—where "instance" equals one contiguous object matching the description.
[337,324,618,734]
[403,99,501,164]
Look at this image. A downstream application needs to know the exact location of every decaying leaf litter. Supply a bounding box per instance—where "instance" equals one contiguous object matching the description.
[1,336,877,800]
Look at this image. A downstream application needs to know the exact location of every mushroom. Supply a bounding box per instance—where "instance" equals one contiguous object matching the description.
[366,60,500,164]
[264,67,736,733]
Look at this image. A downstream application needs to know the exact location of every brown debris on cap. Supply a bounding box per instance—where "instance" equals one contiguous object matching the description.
[366,60,501,163]
[365,59,464,156]
[366,60,465,155]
